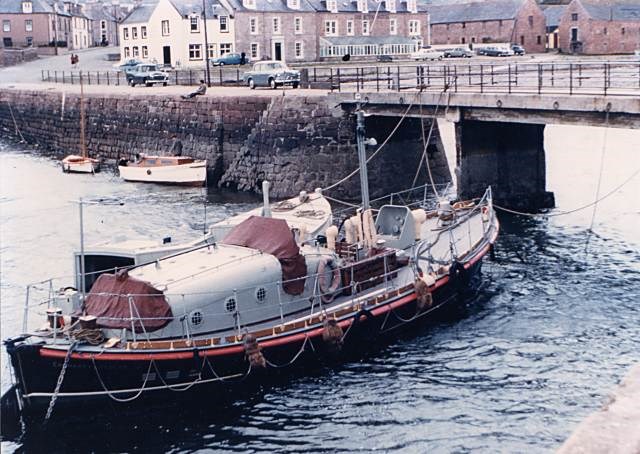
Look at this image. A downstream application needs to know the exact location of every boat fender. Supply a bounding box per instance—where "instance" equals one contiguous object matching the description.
[414,278,433,311]
[481,205,490,222]
[449,261,468,289]
[326,225,338,251]
[322,318,344,351]
[344,219,356,244]
[453,201,475,210]
[411,209,427,240]
[243,334,266,369]
[318,257,341,303]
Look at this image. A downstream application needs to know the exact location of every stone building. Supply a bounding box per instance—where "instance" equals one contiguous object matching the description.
[119,0,235,67]
[543,4,565,49]
[427,0,547,53]
[225,0,429,62]
[557,0,640,54]
[0,0,91,50]
[83,1,121,46]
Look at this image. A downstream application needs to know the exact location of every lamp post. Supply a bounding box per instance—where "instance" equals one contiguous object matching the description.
[51,2,59,55]
[202,0,211,87]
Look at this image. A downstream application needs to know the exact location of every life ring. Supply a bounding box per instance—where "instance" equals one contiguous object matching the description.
[318,257,341,303]
[453,200,475,210]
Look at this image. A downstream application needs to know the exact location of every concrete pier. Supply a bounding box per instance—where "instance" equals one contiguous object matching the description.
[558,364,640,454]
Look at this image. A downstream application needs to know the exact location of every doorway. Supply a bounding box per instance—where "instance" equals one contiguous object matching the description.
[163,46,171,65]
[273,42,283,61]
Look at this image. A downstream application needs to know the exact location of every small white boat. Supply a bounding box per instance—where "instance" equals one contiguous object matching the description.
[118,155,207,186]
[61,155,101,173]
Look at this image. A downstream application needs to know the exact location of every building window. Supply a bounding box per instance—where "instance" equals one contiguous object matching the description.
[528,15,533,27]
[471,36,475,43]
[245,0,255,7]
[537,35,541,44]
[603,27,607,35]
[461,22,466,29]
[621,27,625,35]
[461,37,465,44]
[208,43,217,58]
[389,18,397,35]
[325,20,337,36]
[132,26,138,39]
[408,20,420,36]
[294,17,302,34]
[327,0,337,13]
[101,20,106,30]
[123,27,129,39]
[25,20,33,32]
[289,0,300,8]
[498,19,502,27]
[272,17,281,34]
[520,35,524,45]
[346,20,354,36]
[189,43,202,60]
[250,17,257,34]
[571,13,578,21]
[141,26,147,38]
[219,16,228,32]
[571,27,578,41]
[220,43,232,55]
[142,45,148,58]
[124,47,130,57]
[26,36,33,46]
[22,1,32,13]
[357,0,368,13]
[362,20,369,35]
[250,42,259,59]
[161,20,170,36]
[386,0,396,13]
[190,16,199,32]
[132,46,139,57]
[295,41,303,58]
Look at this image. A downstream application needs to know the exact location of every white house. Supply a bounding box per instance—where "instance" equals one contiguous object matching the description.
[119,0,235,68]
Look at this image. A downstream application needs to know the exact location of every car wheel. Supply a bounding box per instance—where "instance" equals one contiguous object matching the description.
[163,82,167,86]
[219,62,224,66]
[269,78,276,89]
[130,79,136,87]
[248,78,255,89]
[292,81,299,89]
[144,78,151,87]
[438,56,443,60]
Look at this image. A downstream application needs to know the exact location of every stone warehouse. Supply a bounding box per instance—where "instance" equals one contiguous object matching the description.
[0,90,450,200]
[557,0,640,54]
[427,0,548,53]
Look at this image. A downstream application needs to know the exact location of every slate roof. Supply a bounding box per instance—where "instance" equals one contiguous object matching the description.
[426,0,526,24]
[83,3,117,21]
[321,35,419,45]
[580,0,640,21]
[543,4,565,27]
[224,0,426,13]
[122,1,157,23]
[122,0,230,24]
[0,0,55,14]
[225,0,317,13]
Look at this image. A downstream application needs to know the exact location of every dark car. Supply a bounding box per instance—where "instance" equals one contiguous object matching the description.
[242,60,300,89]
[210,52,249,66]
[126,64,169,87]
[444,48,473,58]
[376,54,393,62]
[478,46,510,57]
[511,44,526,55]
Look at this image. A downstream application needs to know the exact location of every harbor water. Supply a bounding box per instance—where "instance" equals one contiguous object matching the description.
[1,125,639,452]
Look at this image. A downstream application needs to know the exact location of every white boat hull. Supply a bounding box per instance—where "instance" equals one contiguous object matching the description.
[119,161,207,186]
[61,156,100,174]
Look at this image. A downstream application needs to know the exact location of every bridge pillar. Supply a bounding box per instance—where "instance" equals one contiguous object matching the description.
[455,119,555,210]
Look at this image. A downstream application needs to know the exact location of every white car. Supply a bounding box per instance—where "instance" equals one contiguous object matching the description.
[410,48,444,61]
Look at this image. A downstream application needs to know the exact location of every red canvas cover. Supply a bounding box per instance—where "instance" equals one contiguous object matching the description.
[222,216,307,295]
[84,270,172,332]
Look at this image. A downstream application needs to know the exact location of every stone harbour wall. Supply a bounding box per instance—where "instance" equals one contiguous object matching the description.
[0,89,451,199]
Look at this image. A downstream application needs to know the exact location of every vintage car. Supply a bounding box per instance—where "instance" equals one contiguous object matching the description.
[210,52,249,66]
[410,47,444,61]
[443,48,473,58]
[242,61,300,89]
[511,44,526,55]
[114,59,143,73]
[376,54,393,63]
[477,46,511,57]
[126,64,170,87]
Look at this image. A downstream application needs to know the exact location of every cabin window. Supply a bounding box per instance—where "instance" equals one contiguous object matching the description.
[190,310,203,326]
[255,287,267,302]
[225,297,237,312]
[146,159,156,164]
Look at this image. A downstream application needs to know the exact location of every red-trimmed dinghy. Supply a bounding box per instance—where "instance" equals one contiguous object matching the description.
[4,187,498,418]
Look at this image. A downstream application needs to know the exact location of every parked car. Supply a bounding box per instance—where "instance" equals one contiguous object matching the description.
[126,64,169,87]
[376,54,393,62]
[478,46,510,57]
[410,47,444,61]
[511,44,526,56]
[242,61,300,89]
[210,52,249,66]
[114,59,143,73]
[443,48,473,58]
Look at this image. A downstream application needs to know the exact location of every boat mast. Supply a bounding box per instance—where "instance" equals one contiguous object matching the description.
[356,107,370,210]
[79,73,87,159]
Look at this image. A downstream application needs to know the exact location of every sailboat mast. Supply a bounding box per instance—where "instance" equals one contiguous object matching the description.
[356,109,370,210]
[80,73,87,159]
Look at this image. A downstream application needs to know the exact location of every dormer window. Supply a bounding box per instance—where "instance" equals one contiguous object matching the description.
[357,0,368,13]
[327,0,338,13]
[22,1,33,13]
[407,0,417,13]
[243,0,256,9]
[287,0,300,9]
[386,0,395,13]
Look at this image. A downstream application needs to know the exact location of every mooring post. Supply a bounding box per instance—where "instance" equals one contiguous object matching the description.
[376,66,380,92]
[569,63,573,95]
[508,64,511,93]
[337,67,341,92]
[330,67,334,92]
[396,65,400,92]
[480,65,484,93]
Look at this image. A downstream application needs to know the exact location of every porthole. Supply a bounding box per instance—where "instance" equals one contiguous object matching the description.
[255,287,267,303]
[189,310,203,326]
[225,297,237,313]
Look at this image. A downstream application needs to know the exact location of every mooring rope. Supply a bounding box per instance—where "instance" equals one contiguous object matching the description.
[6,100,27,143]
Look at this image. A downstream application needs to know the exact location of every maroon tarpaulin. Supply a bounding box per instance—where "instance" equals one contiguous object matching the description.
[222,216,307,295]
[84,270,172,332]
